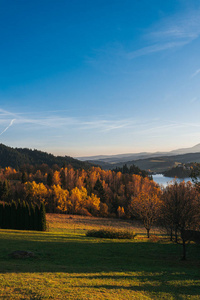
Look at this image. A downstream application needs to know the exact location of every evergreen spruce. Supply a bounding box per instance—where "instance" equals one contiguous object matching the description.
[24,202,30,230]
[34,204,40,231]
[21,201,26,230]
[2,180,10,202]
[10,201,17,229]
[94,179,106,203]
[38,202,46,231]
[0,181,3,200]
[16,200,22,230]
[4,203,10,229]
[0,202,4,228]
[60,169,66,189]
[21,172,28,183]
[29,203,35,230]
[47,172,53,187]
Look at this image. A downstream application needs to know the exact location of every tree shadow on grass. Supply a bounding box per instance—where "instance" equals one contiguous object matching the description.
[0,231,199,298]
[73,282,200,298]
[0,236,199,268]
[0,231,200,273]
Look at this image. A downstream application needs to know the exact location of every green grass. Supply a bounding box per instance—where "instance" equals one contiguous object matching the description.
[0,216,200,299]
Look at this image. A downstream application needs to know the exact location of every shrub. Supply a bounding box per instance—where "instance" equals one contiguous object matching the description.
[86,228,136,239]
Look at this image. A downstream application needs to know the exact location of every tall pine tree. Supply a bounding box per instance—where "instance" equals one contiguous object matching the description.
[38,203,46,231]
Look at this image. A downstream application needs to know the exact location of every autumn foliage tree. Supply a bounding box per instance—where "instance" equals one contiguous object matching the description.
[0,163,157,219]
[49,184,69,213]
[161,181,200,260]
[130,180,162,238]
[25,181,48,206]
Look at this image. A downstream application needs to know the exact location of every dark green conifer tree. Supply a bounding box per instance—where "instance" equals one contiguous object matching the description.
[60,169,66,189]
[4,203,11,229]
[2,180,10,202]
[47,172,53,187]
[38,202,47,231]
[0,202,4,228]
[84,178,92,196]
[111,196,120,214]
[21,201,26,230]
[10,201,17,229]
[94,179,106,203]
[21,172,28,183]
[24,202,30,230]
[34,204,40,231]
[16,200,22,230]
[29,203,35,230]
[0,181,3,200]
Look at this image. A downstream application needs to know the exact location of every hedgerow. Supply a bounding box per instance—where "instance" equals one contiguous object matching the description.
[86,228,136,239]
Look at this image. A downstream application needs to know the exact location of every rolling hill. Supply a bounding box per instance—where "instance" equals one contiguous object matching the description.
[0,143,92,169]
[77,143,200,165]
[85,152,200,173]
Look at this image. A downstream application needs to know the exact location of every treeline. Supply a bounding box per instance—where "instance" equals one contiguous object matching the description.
[0,163,200,259]
[0,201,46,231]
[113,164,150,178]
[163,165,191,178]
[0,143,92,170]
[0,165,154,218]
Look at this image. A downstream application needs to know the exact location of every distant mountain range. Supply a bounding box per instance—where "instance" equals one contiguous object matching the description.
[77,144,200,173]
[0,143,92,170]
[77,143,200,164]
[1,142,200,174]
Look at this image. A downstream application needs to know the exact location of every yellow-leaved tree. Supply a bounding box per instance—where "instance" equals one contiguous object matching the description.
[130,181,162,238]
[68,187,100,215]
[85,193,100,216]
[25,181,48,205]
[49,184,69,213]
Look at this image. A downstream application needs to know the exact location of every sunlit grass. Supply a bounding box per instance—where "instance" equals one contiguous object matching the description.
[0,213,199,299]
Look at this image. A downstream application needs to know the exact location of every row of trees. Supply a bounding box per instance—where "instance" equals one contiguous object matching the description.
[0,201,46,231]
[131,180,200,259]
[0,164,200,260]
[0,165,154,218]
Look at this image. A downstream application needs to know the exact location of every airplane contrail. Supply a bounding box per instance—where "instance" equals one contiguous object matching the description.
[0,119,16,136]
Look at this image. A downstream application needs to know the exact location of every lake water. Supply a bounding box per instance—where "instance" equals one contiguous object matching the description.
[152,174,192,187]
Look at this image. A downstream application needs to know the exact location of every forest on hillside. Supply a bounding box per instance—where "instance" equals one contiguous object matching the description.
[0,143,92,169]
[0,164,153,218]
[0,163,200,257]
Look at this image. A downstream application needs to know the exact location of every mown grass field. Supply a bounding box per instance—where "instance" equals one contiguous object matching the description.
[0,214,199,299]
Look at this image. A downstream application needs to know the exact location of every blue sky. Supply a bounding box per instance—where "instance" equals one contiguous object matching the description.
[1,0,200,156]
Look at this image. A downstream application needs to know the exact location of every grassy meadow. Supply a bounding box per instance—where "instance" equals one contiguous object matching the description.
[0,214,199,299]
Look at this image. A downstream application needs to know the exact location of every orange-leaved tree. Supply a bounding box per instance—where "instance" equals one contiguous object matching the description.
[130,181,162,238]
[162,181,200,260]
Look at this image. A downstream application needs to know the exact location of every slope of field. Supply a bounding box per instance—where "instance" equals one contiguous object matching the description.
[46,213,161,235]
[0,214,199,299]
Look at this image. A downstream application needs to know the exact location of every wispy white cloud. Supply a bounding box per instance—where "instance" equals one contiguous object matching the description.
[191,69,200,78]
[127,41,189,59]
[148,10,200,42]
[86,7,200,70]
[0,107,136,133]
[190,97,198,103]
[1,108,200,143]
[128,8,200,59]
[80,119,135,132]
[0,108,16,117]
[0,119,16,136]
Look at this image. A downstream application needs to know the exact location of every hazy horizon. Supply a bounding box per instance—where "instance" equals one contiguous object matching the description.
[1,1,200,156]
